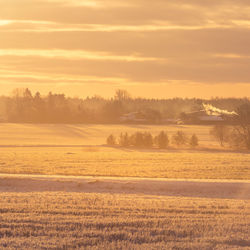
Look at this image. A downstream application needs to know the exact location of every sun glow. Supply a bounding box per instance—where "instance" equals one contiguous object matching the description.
[0,20,13,26]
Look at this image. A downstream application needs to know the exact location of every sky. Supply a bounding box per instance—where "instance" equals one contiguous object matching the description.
[1,0,250,98]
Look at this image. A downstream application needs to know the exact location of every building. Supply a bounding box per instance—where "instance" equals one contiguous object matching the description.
[180,103,238,124]
[181,108,236,124]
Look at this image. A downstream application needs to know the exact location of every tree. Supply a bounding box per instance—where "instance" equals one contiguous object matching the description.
[119,132,130,147]
[132,132,144,148]
[210,125,230,147]
[190,134,199,148]
[102,100,125,122]
[172,131,188,147]
[106,134,116,146]
[114,89,131,101]
[155,131,169,149]
[12,88,32,99]
[10,88,34,122]
[23,88,33,99]
[143,132,153,148]
[230,103,250,150]
[129,131,153,148]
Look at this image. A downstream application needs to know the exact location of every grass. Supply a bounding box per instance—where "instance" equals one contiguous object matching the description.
[0,124,249,249]
[0,123,249,180]
[0,146,249,180]
[0,192,249,249]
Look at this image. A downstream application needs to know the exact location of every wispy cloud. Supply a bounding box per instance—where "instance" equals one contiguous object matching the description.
[45,0,101,7]
[2,19,250,33]
[0,49,159,62]
[44,0,133,8]
[0,20,54,26]
[0,68,129,86]
[213,54,250,59]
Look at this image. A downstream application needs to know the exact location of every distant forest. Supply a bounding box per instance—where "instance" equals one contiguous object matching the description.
[0,88,249,124]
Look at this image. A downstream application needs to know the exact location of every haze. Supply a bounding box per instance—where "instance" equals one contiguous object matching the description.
[1,0,250,98]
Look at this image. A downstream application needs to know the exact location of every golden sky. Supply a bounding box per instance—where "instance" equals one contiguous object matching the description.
[1,0,250,98]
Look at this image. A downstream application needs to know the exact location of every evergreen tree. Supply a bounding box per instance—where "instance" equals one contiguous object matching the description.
[119,132,130,147]
[190,134,199,148]
[106,134,116,146]
[172,131,188,147]
[155,131,169,149]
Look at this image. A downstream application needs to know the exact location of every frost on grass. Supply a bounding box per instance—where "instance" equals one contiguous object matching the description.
[0,147,249,179]
[0,192,249,249]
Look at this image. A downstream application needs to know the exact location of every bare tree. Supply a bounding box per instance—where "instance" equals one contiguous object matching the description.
[231,103,250,150]
[114,89,131,101]
[210,125,230,147]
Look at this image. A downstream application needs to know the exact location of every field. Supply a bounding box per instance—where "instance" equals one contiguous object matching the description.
[0,123,216,146]
[0,171,250,250]
[0,147,250,180]
[0,124,249,249]
[0,191,249,249]
[0,123,249,180]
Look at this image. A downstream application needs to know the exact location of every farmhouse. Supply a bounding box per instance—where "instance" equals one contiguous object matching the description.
[181,104,237,124]
[181,110,224,124]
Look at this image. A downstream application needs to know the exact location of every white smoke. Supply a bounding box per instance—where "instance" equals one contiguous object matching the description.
[202,103,237,116]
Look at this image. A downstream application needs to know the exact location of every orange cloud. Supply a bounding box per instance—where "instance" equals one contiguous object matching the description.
[1,0,250,97]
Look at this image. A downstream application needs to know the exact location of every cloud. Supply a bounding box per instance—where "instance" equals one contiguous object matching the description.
[1,20,245,33]
[2,27,250,57]
[45,0,102,8]
[0,49,159,62]
[1,51,250,84]
[1,0,250,26]
[0,67,127,84]
[1,0,250,97]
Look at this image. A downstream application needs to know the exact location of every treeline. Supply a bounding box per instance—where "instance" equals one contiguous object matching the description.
[106,131,198,149]
[0,88,249,123]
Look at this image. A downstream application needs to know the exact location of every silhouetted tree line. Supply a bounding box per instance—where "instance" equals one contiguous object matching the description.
[107,131,199,149]
[0,88,249,124]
